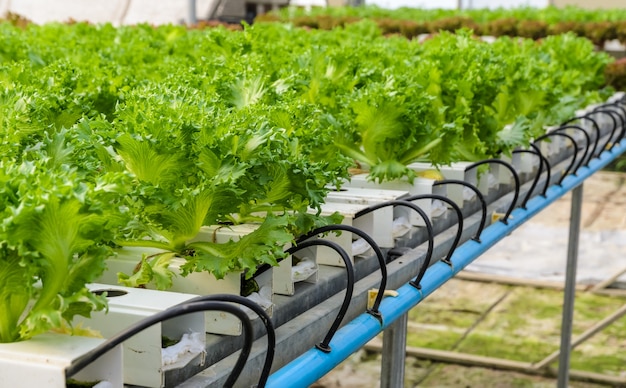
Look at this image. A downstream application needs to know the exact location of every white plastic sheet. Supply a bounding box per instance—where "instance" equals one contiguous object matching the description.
[244,285,273,319]
[430,200,447,218]
[352,238,372,256]
[392,216,412,238]
[466,224,626,285]
[162,332,205,366]
[292,258,317,282]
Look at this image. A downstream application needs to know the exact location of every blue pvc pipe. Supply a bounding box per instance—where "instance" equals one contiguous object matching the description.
[267,140,626,388]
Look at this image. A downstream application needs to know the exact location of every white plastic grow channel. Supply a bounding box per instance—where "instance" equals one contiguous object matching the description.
[187,225,277,316]
[326,186,410,209]
[0,333,122,388]
[307,201,394,267]
[511,147,536,174]
[193,224,308,297]
[325,186,412,244]
[609,92,626,104]
[76,283,205,388]
[543,125,566,158]
[343,173,446,227]
[499,152,526,183]
[99,247,273,336]
[583,106,612,141]
[407,162,480,204]
[574,106,595,135]
[570,104,620,158]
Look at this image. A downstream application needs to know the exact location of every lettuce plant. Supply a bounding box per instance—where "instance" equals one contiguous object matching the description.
[96,86,343,289]
[0,20,614,299]
[0,153,125,343]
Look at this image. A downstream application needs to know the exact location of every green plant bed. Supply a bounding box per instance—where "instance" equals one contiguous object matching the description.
[471,288,626,342]
[505,289,566,320]
[408,281,626,370]
[0,17,617,343]
[408,303,486,328]
[466,287,564,344]
[571,292,626,324]
[408,279,511,328]
[570,349,626,375]
[419,364,606,388]
[267,5,626,46]
[569,310,626,374]
[456,332,554,362]
[406,327,464,350]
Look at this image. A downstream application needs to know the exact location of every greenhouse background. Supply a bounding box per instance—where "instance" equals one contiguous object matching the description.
[0,0,625,387]
[2,0,624,26]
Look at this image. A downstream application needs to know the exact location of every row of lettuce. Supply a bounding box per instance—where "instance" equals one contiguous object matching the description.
[264,6,626,45]
[275,5,626,23]
[0,20,613,343]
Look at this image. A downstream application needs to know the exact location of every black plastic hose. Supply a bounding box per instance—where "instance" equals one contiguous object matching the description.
[403,194,463,266]
[66,301,253,388]
[553,125,592,169]
[466,159,519,225]
[512,149,543,210]
[433,179,487,242]
[297,224,386,318]
[561,115,601,158]
[590,108,619,152]
[602,103,626,141]
[534,132,578,185]
[528,143,551,198]
[182,294,275,387]
[353,200,434,290]
[286,239,354,353]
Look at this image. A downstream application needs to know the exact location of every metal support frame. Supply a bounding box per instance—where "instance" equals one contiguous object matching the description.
[557,183,583,387]
[188,0,197,25]
[376,185,588,387]
[267,140,626,388]
[380,313,408,388]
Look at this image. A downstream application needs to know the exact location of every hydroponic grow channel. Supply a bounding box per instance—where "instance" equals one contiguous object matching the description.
[149,97,626,388]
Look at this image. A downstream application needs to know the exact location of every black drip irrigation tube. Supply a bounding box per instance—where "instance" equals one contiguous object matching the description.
[66,301,254,388]
[553,125,592,168]
[561,115,602,158]
[601,102,626,123]
[534,132,579,185]
[590,108,619,152]
[286,239,354,353]
[466,159,520,225]
[182,294,276,388]
[433,179,487,242]
[402,194,464,266]
[353,200,434,290]
[296,224,386,319]
[602,103,626,142]
[513,146,546,210]
[529,142,552,198]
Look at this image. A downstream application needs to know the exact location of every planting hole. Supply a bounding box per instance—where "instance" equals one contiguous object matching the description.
[92,289,128,297]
